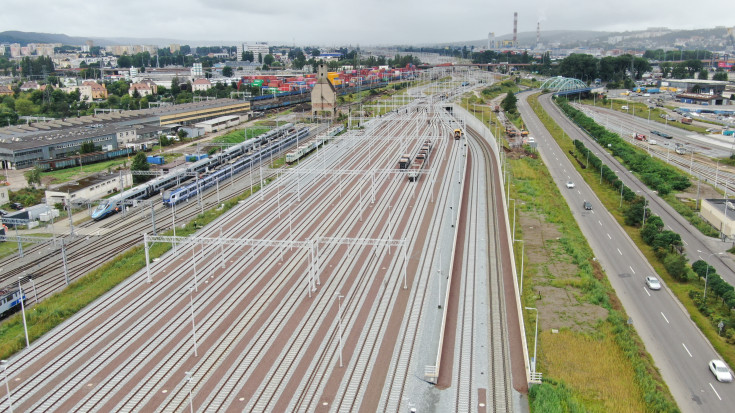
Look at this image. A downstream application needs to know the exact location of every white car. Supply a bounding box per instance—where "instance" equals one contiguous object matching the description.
[709,359,733,382]
[645,276,661,290]
[648,140,657,145]
[566,181,575,189]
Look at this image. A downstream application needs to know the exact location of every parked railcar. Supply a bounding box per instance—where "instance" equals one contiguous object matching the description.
[0,288,25,319]
[91,123,295,220]
[164,127,309,206]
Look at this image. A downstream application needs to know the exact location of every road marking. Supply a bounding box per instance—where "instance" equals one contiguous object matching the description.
[617,248,622,255]
[629,266,635,274]
[682,343,692,357]
[607,233,612,239]
[683,240,688,245]
[710,383,722,401]
[661,312,670,324]
[598,220,602,226]
[644,288,650,297]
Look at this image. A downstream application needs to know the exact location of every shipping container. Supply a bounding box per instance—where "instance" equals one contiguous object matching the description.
[147,156,165,165]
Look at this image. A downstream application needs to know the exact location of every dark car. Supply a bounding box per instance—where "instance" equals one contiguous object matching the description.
[10,202,23,210]
[0,209,8,216]
[650,130,662,136]
[583,201,592,210]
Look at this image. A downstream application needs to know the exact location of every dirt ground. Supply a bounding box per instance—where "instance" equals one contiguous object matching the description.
[519,212,608,334]
[675,177,723,203]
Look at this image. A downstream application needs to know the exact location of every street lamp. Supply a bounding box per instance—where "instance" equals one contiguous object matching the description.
[697,250,723,302]
[525,307,539,373]
[515,240,525,292]
[509,198,516,242]
[184,371,194,413]
[17,278,29,348]
[181,287,198,357]
[1,360,11,413]
[336,292,344,368]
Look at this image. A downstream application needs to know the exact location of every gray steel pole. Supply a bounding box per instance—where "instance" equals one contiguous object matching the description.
[1,360,12,413]
[18,278,29,348]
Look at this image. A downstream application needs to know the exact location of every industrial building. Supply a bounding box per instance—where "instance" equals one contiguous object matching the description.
[0,99,251,170]
[44,171,132,206]
[700,198,735,238]
[668,79,731,106]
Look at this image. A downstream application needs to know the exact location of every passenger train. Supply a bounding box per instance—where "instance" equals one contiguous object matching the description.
[286,125,345,164]
[163,127,310,206]
[0,288,25,319]
[90,123,295,220]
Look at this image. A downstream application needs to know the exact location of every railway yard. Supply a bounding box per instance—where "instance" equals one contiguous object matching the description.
[0,80,526,412]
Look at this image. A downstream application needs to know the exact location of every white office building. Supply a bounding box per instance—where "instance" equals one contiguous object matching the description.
[246,43,269,61]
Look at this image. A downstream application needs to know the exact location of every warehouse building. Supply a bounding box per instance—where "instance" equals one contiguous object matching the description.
[0,99,251,170]
[668,79,731,106]
[701,198,735,239]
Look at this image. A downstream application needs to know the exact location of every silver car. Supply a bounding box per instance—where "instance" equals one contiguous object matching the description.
[709,359,733,382]
[645,276,661,290]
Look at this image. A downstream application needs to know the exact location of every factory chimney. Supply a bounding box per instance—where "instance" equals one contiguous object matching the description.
[536,21,540,48]
[513,12,518,47]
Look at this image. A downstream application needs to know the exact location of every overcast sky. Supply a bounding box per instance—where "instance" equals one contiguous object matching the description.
[2,0,732,46]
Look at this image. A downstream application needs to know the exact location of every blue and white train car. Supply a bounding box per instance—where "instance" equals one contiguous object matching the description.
[163,127,309,206]
[0,288,25,318]
[90,123,296,220]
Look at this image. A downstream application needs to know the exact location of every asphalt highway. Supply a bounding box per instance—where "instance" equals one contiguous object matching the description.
[518,93,733,413]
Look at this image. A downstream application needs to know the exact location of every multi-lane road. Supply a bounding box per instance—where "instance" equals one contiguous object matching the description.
[519,92,733,413]
[547,97,735,288]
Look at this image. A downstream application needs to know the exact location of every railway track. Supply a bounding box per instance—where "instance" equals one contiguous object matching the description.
[575,104,735,194]
[468,123,513,411]
[0,132,312,305]
[1,102,454,410]
[1,80,513,413]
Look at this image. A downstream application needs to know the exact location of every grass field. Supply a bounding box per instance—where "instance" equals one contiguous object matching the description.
[489,94,679,412]
[41,157,132,185]
[212,126,271,145]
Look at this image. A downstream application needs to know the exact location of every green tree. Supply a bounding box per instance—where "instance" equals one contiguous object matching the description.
[14,98,37,116]
[264,54,275,66]
[712,71,728,81]
[80,141,96,153]
[24,166,42,188]
[500,92,517,114]
[624,197,647,226]
[243,51,254,62]
[177,129,188,140]
[117,54,132,68]
[131,152,151,184]
[652,230,682,252]
[698,69,709,80]
[641,215,664,245]
[663,253,689,281]
[558,53,598,81]
[170,77,181,96]
[222,66,234,77]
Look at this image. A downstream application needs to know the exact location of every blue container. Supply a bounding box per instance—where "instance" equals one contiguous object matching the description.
[146,156,164,165]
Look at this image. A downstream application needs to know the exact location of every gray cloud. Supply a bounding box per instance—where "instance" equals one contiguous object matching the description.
[0,0,732,45]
